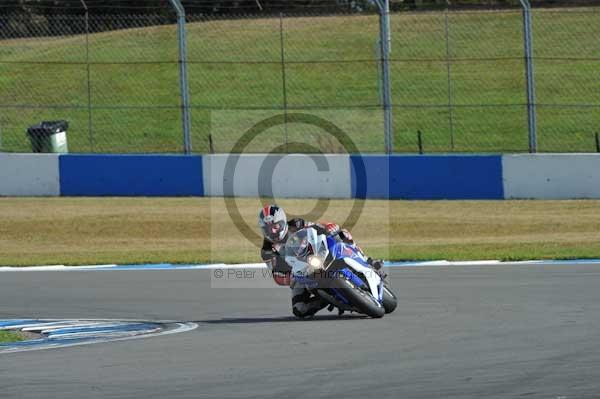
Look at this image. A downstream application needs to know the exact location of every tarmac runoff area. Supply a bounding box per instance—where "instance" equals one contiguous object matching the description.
[1,261,600,398]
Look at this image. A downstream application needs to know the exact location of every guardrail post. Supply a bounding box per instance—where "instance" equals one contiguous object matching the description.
[519,0,537,153]
[375,0,394,154]
[169,0,192,154]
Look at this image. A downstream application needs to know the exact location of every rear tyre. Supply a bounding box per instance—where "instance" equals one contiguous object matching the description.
[382,284,397,314]
[334,276,385,318]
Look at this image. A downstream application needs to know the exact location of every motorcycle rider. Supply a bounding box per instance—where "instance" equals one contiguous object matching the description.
[258,204,385,318]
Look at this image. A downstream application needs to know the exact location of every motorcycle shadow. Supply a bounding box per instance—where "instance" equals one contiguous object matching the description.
[197,314,369,324]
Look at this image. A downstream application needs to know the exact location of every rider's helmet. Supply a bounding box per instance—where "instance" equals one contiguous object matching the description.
[258,204,288,243]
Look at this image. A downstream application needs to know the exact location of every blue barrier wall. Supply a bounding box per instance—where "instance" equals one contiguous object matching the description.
[56,154,502,199]
[59,155,203,196]
[351,155,504,200]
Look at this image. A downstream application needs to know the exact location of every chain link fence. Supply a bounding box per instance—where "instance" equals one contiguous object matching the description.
[392,6,600,153]
[188,11,384,154]
[533,7,600,152]
[0,5,598,153]
[0,12,182,153]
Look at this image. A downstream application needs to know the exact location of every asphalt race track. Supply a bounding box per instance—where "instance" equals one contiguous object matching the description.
[1,264,600,398]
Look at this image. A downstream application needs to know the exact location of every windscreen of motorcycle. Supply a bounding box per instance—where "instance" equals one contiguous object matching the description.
[285,228,312,259]
[284,228,329,273]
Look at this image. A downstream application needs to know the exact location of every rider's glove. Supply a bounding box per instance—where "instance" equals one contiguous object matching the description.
[272,271,291,286]
[323,222,340,235]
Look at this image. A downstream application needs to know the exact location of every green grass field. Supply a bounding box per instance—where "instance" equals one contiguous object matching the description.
[2,198,600,267]
[0,9,598,153]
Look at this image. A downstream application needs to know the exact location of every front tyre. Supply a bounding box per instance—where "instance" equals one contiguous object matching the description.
[382,283,397,314]
[334,276,385,318]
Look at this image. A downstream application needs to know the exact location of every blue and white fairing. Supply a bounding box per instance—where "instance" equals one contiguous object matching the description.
[285,228,383,303]
[326,236,383,302]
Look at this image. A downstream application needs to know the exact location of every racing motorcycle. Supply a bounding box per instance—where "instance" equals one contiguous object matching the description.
[284,227,397,318]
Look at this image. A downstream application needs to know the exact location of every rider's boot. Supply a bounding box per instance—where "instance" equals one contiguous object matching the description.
[293,295,328,319]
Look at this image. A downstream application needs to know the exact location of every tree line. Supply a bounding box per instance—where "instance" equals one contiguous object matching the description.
[0,0,595,38]
[3,0,595,15]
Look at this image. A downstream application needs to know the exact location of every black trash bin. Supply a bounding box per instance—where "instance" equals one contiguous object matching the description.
[27,120,69,153]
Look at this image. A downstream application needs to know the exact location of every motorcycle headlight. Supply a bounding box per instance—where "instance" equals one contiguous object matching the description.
[307,255,323,270]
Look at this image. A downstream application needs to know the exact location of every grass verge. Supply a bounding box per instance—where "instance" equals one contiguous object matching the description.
[0,330,24,344]
[1,198,600,266]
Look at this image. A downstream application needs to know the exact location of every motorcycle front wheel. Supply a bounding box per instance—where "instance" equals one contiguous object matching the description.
[382,283,397,314]
[333,276,385,318]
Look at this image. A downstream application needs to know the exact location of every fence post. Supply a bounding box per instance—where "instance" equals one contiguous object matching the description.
[519,0,537,153]
[168,0,192,154]
[80,0,94,152]
[279,13,289,153]
[444,8,455,151]
[375,0,394,154]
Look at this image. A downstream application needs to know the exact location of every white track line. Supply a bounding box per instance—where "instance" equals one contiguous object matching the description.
[0,321,198,354]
